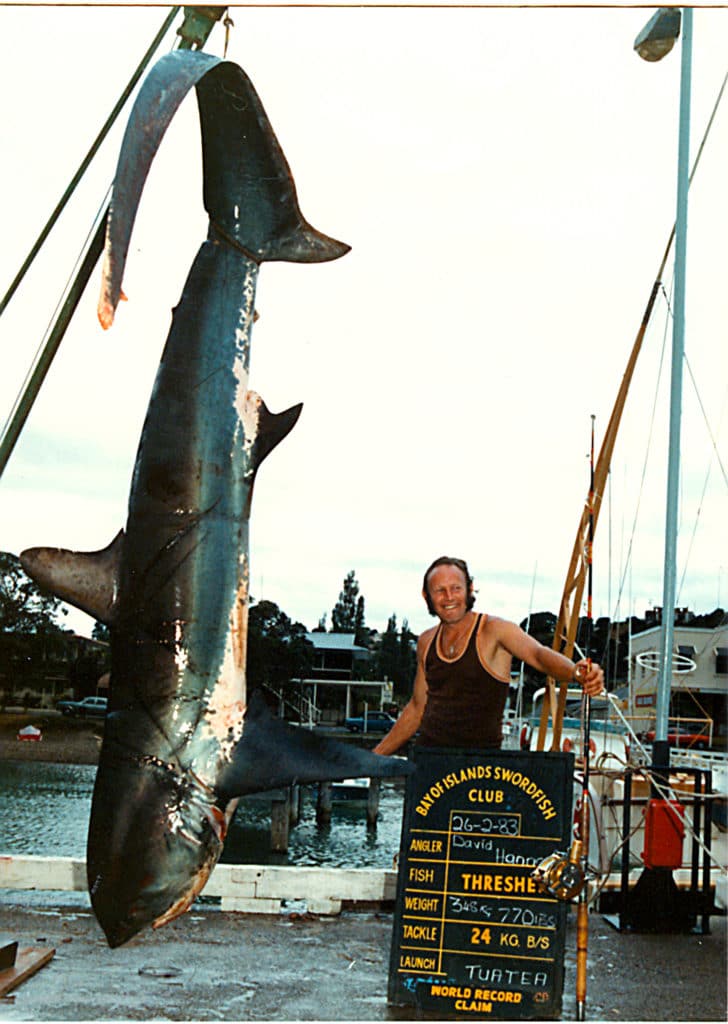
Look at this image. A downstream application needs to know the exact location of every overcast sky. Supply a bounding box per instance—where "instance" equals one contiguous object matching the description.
[1,3,726,642]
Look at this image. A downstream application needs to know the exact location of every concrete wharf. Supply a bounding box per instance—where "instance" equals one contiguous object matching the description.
[0,865,725,1021]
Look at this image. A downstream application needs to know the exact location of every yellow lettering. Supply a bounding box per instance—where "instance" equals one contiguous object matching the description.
[409,838,443,853]
[405,895,440,913]
[399,955,436,971]
[455,999,493,1013]
[467,788,505,804]
[461,873,538,895]
[408,866,435,883]
[474,990,523,1004]
[403,924,438,941]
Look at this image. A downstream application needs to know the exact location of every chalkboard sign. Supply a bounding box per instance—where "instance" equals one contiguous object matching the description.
[388,747,574,1019]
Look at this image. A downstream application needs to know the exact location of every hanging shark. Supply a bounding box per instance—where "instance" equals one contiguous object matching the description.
[20,51,409,948]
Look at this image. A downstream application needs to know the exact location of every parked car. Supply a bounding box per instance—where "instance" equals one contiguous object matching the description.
[344,710,396,733]
[56,696,108,719]
[641,725,710,749]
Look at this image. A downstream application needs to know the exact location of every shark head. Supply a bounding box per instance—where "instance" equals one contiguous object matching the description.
[87,751,227,948]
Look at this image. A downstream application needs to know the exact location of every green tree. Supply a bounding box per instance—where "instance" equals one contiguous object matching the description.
[0,551,70,700]
[372,614,416,700]
[354,594,372,647]
[331,570,360,633]
[0,551,66,634]
[514,610,557,698]
[398,617,417,693]
[377,614,400,682]
[246,599,313,691]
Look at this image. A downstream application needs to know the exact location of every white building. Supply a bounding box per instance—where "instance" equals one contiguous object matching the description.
[295,632,392,724]
[629,617,727,747]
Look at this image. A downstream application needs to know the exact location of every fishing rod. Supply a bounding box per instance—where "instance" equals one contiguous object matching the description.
[575,413,596,1021]
[536,68,728,754]
[531,416,596,1018]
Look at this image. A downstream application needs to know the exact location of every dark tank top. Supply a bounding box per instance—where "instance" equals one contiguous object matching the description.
[417,613,509,749]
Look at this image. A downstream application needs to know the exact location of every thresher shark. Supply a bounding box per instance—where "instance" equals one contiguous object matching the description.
[20,50,410,948]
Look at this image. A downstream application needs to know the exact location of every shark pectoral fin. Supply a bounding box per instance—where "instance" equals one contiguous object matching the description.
[20,530,124,625]
[248,394,303,469]
[216,690,413,801]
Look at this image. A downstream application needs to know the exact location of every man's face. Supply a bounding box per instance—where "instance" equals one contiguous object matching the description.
[424,564,470,624]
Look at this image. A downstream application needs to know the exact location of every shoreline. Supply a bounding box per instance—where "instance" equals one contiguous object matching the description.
[0,711,100,765]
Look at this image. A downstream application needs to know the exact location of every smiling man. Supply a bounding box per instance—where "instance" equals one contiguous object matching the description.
[373,556,604,755]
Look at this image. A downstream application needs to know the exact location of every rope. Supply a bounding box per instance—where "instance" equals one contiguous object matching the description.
[584,761,725,907]
[0,189,112,443]
[594,65,728,651]
[593,696,726,878]
[223,11,235,58]
[684,360,728,490]
[601,297,670,654]
[0,6,225,481]
[674,374,727,604]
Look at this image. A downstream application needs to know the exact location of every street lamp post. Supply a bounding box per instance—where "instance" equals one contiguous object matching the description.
[634,6,693,769]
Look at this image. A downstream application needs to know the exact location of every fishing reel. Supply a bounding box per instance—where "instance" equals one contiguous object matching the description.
[531,840,586,901]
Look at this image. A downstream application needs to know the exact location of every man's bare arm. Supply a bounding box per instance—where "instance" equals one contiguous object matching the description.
[492,619,604,695]
[373,632,431,755]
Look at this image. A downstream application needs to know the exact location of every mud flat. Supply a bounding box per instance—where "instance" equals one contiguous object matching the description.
[0,712,101,765]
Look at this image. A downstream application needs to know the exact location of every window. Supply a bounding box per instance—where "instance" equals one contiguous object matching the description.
[715,647,728,675]
[677,644,696,670]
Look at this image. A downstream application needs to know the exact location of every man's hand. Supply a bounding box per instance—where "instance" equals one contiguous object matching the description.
[573,659,604,696]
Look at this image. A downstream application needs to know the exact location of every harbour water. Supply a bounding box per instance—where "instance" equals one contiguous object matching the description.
[0,759,406,868]
[1,762,726,1023]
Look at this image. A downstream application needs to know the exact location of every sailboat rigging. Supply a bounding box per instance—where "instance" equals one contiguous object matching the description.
[536,64,728,753]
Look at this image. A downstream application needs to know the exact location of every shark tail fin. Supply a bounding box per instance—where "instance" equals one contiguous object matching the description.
[217,689,412,802]
[196,60,350,265]
[100,51,349,328]
[19,531,124,625]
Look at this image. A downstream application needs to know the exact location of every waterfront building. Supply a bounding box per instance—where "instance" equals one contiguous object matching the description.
[629,610,727,749]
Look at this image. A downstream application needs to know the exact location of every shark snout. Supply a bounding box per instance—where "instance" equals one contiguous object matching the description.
[87,759,224,947]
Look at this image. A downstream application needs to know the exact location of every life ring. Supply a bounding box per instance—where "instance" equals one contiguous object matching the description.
[562,736,596,755]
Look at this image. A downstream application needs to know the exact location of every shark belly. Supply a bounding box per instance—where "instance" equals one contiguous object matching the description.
[87,240,260,943]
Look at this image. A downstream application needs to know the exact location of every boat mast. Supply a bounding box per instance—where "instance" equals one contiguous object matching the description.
[536,274,663,751]
[536,25,723,751]
[654,7,692,767]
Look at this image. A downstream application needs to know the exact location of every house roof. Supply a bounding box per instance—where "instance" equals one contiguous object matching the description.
[305,632,369,653]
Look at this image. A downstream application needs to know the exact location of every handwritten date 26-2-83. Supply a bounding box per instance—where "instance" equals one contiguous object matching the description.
[451,814,519,837]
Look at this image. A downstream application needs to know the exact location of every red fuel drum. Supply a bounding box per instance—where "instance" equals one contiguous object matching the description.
[641,799,685,869]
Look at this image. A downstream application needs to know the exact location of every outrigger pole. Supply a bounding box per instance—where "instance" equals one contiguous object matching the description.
[575,415,596,1022]
[0,6,225,481]
[536,66,728,753]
